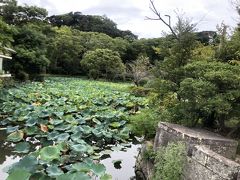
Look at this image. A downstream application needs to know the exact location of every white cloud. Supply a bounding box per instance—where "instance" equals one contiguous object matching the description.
[17,0,239,38]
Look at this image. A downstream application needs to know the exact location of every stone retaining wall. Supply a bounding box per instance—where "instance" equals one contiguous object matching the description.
[136,122,240,180]
[154,122,238,159]
[185,145,240,180]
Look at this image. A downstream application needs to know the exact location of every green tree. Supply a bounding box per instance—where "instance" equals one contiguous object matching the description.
[81,49,125,79]
[0,0,48,25]
[145,1,240,133]
[0,18,15,50]
[47,29,129,75]
[125,38,166,64]
[48,26,84,74]
[12,24,49,79]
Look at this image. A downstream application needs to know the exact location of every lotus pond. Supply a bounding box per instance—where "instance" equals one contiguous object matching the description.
[0,77,148,180]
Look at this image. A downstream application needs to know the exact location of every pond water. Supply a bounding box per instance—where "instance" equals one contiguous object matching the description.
[0,130,141,180]
[101,142,140,180]
[0,130,21,179]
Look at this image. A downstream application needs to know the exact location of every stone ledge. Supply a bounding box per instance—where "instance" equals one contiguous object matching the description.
[154,122,238,159]
[159,122,238,146]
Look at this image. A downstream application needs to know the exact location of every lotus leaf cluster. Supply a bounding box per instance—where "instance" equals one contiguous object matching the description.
[0,77,147,179]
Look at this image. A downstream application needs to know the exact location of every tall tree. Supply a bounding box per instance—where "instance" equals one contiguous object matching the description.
[48,26,84,75]
[12,24,49,78]
[0,0,48,25]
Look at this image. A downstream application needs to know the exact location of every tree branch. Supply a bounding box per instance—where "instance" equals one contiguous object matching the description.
[147,0,179,40]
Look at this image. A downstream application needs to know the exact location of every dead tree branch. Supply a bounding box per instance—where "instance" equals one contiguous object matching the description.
[146,0,179,40]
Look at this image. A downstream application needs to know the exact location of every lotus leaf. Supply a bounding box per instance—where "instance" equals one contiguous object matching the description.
[57,142,69,152]
[92,129,102,138]
[39,146,61,162]
[55,124,72,131]
[14,142,30,153]
[9,155,38,173]
[46,165,64,177]
[101,150,112,155]
[72,162,91,172]
[109,122,122,128]
[6,126,19,133]
[71,144,88,153]
[91,163,106,177]
[24,126,40,135]
[80,125,92,134]
[56,172,91,180]
[49,119,64,125]
[7,130,24,142]
[26,118,38,126]
[57,133,70,141]
[47,131,60,140]
[100,174,112,180]
[70,131,83,143]
[54,112,64,119]
[7,169,31,180]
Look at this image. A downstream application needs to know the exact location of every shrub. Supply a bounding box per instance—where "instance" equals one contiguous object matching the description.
[153,142,187,180]
[129,86,151,97]
[128,109,159,139]
[142,141,156,162]
[0,77,15,88]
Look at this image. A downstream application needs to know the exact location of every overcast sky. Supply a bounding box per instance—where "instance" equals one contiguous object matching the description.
[18,0,239,38]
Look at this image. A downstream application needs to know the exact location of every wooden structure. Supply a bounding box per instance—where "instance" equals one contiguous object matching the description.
[0,47,15,77]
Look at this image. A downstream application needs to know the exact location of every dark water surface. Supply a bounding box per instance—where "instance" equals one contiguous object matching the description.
[0,130,141,180]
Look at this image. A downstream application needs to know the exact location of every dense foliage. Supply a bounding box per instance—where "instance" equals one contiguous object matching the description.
[0,77,147,179]
[48,12,137,40]
[81,49,125,79]
[0,18,14,50]
[12,24,49,78]
[129,109,158,139]
[146,16,240,134]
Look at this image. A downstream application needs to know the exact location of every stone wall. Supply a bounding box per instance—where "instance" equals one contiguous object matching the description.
[185,145,240,180]
[136,122,240,180]
[154,122,238,159]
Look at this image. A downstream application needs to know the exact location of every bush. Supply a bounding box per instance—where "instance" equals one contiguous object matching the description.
[81,48,125,80]
[153,142,187,180]
[128,109,159,139]
[0,77,15,88]
[129,86,151,97]
[142,141,156,162]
